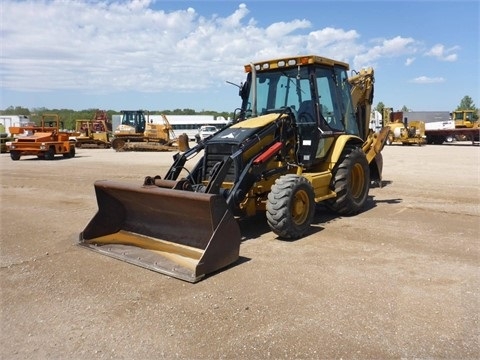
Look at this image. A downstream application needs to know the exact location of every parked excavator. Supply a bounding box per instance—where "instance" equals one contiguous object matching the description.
[79,55,389,282]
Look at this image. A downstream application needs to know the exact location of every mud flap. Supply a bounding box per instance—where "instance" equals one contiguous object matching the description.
[79,180,241,283]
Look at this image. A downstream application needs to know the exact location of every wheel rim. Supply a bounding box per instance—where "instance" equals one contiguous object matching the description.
[350,163,365,199]
[291,189,310,225]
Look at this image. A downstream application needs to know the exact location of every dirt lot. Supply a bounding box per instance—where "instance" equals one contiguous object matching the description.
[1,143,479,359]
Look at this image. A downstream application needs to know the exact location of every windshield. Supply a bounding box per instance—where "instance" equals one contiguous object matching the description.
[121,112,146,133]
[244,66,358,134]
[241,63,360,137]
[454,111,473,121]
[244,67,311,117]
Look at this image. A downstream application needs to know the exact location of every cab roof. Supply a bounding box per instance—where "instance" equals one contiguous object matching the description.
[244,55,350,73]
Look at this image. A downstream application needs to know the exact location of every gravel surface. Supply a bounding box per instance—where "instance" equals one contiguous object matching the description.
[1,143,479,359]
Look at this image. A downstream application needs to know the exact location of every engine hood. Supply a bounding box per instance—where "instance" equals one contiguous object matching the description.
[16,131,54,142]
[208,113,285,145]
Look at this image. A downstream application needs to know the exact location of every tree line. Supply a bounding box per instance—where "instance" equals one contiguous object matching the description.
[0,106,234,130]
[2,95,478,129]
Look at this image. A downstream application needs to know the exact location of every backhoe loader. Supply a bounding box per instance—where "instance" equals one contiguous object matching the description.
[79,55,389,282]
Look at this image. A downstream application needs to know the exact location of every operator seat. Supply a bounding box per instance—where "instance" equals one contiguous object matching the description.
[297,100,317,135]
[297,100,315,124]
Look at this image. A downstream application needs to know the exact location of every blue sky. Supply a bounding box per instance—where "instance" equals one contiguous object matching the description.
[1,0,479,113]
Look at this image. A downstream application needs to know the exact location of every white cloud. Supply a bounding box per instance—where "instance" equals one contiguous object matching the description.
[217,3,250,28]
[353,36,417,69]
[266,19,311,38]
[425,44,459,62]
[306,27,360,63]
[405,57,415,66]
[410,76,446,84]
[0,0,452,97]
[127,0,153,12]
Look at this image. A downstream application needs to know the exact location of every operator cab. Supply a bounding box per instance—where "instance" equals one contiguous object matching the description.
[239,56,360,167]
[120,110,146,133]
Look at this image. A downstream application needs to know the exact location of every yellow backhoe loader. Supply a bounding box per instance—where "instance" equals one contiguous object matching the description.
[79,55,389,282]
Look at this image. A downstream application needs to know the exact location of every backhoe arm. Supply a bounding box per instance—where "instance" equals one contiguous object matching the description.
[348,67,375,141]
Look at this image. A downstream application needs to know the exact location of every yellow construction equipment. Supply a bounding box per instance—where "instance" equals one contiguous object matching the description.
[112,111,186,151]
[79,55,388,282]
[383,109,426,146]
[73,110,112,148]
[452,109,477,128]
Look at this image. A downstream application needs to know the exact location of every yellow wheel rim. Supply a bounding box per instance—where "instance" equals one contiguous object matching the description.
[350,163,365,199]
[292,189,310,225]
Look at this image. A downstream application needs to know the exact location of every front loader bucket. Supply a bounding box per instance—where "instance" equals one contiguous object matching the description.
[79,180,241,283]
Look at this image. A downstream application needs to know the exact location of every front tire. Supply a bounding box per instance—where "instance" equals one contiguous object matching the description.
[326,145,369,215]
[266,174,315,239]
[63,146,75,158]
[44,147,55,160]
[10,151,20,161]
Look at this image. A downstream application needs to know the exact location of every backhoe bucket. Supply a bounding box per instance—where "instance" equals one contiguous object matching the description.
[79,180,241,283]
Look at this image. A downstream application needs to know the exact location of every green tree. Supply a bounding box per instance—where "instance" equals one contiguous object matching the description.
[401,105,410,112]
[375,102,385,115]
[0,106,30,116]
[455,95,479,121]
[456,95,477,111]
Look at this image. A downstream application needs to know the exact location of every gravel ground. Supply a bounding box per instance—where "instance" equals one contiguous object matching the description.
[1,143,479,359]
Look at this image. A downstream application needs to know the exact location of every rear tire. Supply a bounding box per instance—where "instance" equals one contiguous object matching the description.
[326,145,369,215]
[266,174,315,239]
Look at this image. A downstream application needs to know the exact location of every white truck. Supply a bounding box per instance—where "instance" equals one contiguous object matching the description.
[196,125,218,142]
